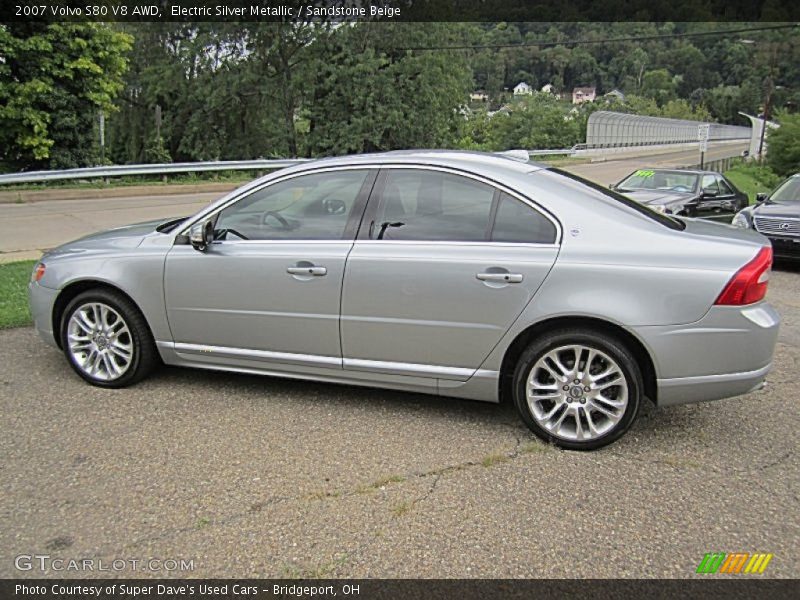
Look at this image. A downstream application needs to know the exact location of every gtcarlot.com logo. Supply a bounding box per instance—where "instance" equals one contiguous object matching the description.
[696,552,773,574]
[15,554,194,572]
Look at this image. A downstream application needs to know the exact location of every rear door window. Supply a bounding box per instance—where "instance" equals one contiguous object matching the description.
[370,169,495,241]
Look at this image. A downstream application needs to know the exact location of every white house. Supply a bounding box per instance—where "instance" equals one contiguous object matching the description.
[540,83,556,94]
[604,89,625,102]
[469,91,489,102]
[572,87,596,104]
[513,82,532,96]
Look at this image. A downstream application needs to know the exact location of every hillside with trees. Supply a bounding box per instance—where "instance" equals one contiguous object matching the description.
[1,21,797,172]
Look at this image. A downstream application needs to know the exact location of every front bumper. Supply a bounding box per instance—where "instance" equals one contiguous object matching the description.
[763,235,800,259]
[634,302,780,407]
[28,281,59,348]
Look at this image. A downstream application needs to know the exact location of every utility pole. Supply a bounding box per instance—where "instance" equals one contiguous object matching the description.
[757,41,778,161]
[758,75,773,160]
[98,111,105,165]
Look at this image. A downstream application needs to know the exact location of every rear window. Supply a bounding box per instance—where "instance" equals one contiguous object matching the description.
[547,168,686,231]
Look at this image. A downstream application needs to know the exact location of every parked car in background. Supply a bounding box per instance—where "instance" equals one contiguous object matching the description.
[28,151,779,450]
[732,173,800,260]
[611,168,748,220]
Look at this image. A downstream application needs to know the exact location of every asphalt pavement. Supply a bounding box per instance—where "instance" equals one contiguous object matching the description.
[1,262,797,578]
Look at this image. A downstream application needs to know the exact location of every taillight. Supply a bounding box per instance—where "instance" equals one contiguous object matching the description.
[715,246,772,306]
[31,262,46,283]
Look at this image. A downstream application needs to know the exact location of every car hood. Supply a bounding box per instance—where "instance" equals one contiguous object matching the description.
[45,219,166,257]
[621,190,694,206]
[752,201,800,219]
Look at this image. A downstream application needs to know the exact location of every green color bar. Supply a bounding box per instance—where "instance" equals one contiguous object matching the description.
[697,552,726,574]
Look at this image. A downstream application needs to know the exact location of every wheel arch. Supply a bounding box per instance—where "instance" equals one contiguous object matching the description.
[52,279,153,350]
[499,315,658,405]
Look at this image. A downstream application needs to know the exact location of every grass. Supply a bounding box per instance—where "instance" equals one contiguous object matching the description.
[371,474,406,488]
[390,501,413,517]
[724,163,782,204]
[0,260,36,329]
[521,441,552,454]
[481,452,510,468]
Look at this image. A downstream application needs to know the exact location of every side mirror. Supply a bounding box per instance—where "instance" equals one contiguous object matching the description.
[701,189,718,198]
[190,219,215,252]
[608,183,617,190]
[755,192,768,204]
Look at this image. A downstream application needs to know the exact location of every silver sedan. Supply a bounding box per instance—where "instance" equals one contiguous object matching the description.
[28,151,779,449]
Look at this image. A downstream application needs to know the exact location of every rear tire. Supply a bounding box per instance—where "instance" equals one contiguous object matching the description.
[60,289,158,388]
[512,328,642,450]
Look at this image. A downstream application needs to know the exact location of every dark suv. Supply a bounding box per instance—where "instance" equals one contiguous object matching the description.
[732,173,800,260]
[611,168,748,221]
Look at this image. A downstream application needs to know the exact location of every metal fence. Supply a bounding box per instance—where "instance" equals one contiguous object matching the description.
[689,155,744,172]
[586,111,751,148]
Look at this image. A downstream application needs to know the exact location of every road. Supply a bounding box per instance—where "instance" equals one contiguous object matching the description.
[0,142,746,263]
[1,263,797,578]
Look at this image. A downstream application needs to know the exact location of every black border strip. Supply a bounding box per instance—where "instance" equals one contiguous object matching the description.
[2,0,800,23]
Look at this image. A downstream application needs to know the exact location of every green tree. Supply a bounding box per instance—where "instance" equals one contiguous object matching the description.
[767,112,800,176]
[0,23,132,171]
[641,68,678,106]
[660,98,711,121]
[304,23,472,156]
[488,94,583,150]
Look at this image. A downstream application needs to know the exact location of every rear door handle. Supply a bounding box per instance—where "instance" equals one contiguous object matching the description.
[287,266,327,276]
[476,272,523,283]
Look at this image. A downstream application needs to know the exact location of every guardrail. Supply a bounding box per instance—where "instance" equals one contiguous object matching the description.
[0,150,582,186]
[0,159,311,186]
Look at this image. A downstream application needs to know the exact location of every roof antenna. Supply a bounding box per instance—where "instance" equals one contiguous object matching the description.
[497,149,530,163]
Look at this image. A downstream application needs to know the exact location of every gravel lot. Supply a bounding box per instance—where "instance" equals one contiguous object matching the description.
[1,263,798,579]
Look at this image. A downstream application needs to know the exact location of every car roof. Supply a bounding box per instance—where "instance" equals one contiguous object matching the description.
[290,150,550,177]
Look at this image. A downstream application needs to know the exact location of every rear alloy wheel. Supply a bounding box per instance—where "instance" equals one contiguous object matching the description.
[513,329,642,450]
[61,289,158,388]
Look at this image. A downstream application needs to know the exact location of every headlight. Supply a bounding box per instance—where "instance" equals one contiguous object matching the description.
[732,213,750,229]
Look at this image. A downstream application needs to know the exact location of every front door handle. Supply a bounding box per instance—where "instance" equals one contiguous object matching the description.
[476,272,523,283]
[287,266,327,276]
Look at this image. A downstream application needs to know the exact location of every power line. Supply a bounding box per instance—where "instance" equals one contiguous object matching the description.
[399,23,799,51]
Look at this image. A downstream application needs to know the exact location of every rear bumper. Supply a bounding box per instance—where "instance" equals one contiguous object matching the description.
[634,303,780,407]
[656,363,771,407]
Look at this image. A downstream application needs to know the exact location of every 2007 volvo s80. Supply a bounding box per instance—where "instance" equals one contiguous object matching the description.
[28,151,780,449]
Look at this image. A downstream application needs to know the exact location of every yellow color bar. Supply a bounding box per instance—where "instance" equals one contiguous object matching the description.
[744,553,774,573]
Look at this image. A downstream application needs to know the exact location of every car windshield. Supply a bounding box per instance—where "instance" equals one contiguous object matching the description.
[770,176,800,203]
[617,170,698,193]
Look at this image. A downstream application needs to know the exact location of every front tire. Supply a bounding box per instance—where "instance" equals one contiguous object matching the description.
[512,329,643,450]
[60,289,158,388]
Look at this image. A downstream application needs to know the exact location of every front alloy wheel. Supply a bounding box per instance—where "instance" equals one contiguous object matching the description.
[513,329,642,450]
[61,289,158,388]
[67,302,133,381]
